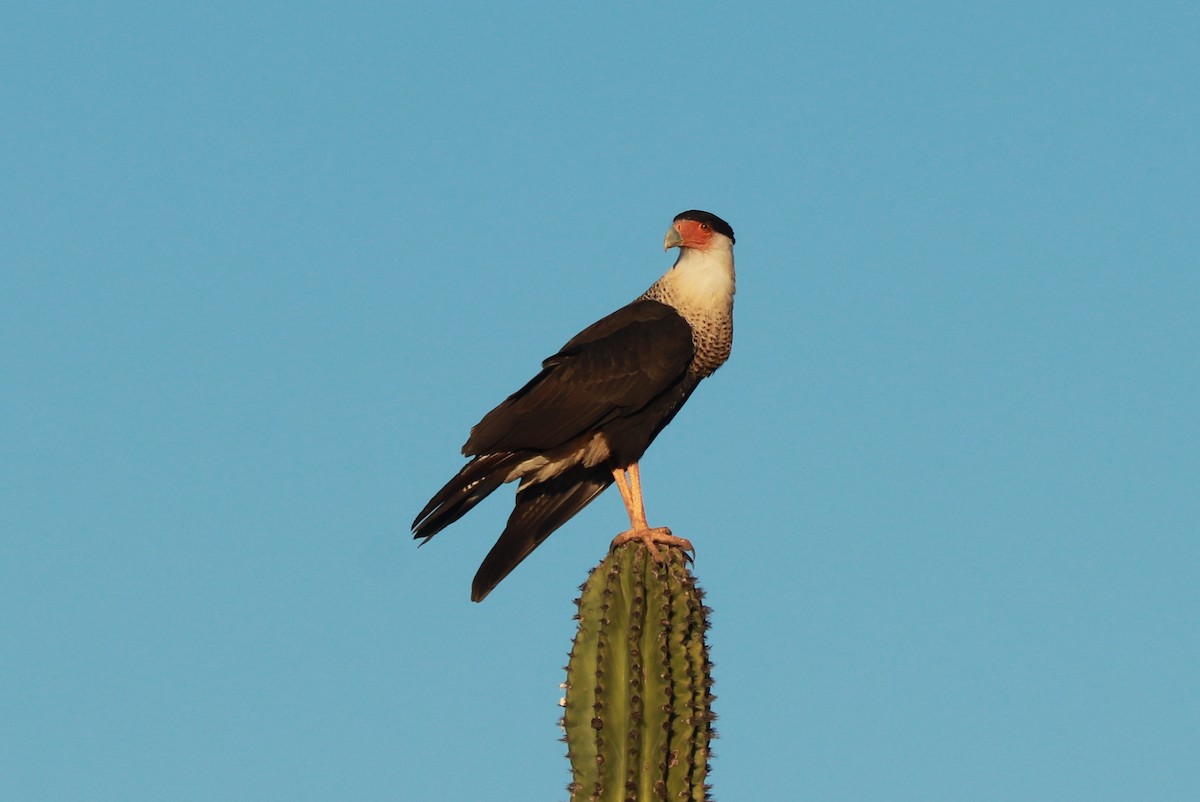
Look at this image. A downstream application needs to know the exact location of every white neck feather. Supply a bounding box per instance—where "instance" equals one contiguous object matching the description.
[655,238,736,313]
[638,233,736,377]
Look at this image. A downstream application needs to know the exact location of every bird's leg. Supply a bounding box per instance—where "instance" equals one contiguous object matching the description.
[610,462,694,561]
[611,467,639,522]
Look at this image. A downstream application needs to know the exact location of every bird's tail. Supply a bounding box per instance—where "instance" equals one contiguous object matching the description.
[471,466,613,602]
[412,452,527,542]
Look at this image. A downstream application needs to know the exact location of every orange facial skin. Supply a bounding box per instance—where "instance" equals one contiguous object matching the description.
[666,218,715,250]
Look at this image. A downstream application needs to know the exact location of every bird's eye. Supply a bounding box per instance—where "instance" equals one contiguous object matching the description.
[700,223,710,231]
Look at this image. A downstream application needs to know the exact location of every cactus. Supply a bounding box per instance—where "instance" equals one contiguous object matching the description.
[563,541,716,801]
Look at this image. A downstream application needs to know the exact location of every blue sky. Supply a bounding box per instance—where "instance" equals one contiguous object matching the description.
[3,2,1197,800]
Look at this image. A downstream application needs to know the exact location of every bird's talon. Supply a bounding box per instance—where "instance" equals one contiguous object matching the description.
[643,540,663,562]
[610,526,694,564]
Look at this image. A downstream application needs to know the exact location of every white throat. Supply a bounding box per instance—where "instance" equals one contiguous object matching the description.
[654,240,736,314]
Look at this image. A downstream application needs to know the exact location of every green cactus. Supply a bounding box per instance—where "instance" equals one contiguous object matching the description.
[563,541,716,801]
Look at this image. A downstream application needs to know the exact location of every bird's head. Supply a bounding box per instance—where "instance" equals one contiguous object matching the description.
[664,210,736,252]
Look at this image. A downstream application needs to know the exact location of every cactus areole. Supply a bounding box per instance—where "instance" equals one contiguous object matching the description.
[563,542,716,801]
[412,211,736,601]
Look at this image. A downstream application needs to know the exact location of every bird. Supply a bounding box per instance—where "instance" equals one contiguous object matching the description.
[412,210,736,601]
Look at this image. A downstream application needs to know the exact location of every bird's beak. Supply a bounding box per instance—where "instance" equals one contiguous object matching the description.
[663,224,684,251]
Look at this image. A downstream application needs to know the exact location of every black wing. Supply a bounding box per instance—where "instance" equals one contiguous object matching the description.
[464,299,694,455]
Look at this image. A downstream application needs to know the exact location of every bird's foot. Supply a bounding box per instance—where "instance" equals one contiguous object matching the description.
[610,526,695,563]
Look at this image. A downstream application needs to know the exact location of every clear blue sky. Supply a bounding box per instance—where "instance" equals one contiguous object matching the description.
[3,3,1197,800]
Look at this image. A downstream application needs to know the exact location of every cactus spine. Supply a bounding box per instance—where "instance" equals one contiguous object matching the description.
[563,542,715,801]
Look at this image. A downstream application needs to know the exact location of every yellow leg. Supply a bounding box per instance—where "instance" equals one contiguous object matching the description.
[612,466,638,522]
[610,462,694,560]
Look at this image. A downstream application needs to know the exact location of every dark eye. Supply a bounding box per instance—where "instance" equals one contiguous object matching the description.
[700,222,710,231]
